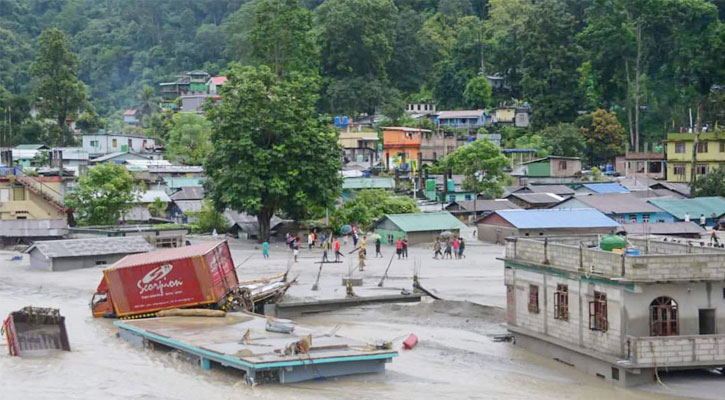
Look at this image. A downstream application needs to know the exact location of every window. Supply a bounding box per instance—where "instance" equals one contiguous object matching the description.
[612,367,620,381]
[721,141,725,152]
[95,260,107,266]
[13,187,24,201]
[696,164,708,175]
[528,285,539,313]
[559,160,567,170]
[387,234,393,245]
[642,214,650,223]
[673,164,686,177]
[449,194,456,202]
[649,161,662,173]
[554,284,569,320]
[90,140,99,147]
[675,141,685,153]
[589,291,608,332]
[636,162,645,173]
[697,142,708,153]
[629,215,637,223]
[650,297,678,336]
[699,309,715,334]
[112,138,118,147]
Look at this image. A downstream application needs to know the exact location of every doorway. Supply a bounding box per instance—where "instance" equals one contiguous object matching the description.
[699,309,716,334]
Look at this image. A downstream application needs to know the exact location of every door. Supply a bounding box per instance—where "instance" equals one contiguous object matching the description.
[699,309,716,334]
[0,189,8,202]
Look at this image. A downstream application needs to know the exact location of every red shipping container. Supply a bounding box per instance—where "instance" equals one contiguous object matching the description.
[93,241,239,318]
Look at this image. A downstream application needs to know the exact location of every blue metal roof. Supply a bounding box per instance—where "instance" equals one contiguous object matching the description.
[494,208,620,229]
[582,183,629,194]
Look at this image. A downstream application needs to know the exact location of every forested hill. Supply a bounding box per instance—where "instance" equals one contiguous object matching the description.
[2,0,725,146]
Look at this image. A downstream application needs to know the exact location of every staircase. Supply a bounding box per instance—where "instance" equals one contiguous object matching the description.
[15,176,68,213]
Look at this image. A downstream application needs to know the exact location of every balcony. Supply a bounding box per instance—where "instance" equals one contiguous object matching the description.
[625,334,725,368]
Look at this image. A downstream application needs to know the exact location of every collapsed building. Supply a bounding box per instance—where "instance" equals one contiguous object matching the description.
[501,235,725,386]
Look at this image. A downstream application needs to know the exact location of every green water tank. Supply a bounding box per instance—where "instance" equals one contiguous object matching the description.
[426,179,436,191]
[446,178,455,192]
[600,235,626,251]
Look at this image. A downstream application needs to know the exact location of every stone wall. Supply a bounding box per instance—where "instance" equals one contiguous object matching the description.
[628,335,725,367]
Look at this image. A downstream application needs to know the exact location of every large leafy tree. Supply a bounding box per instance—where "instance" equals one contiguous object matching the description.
[250,0,317,77]
[691,169,725,197]
[30,28,88,145]
[166,113,213,165]
[519,0,582,128]
[65,163,136,226]
[205,64,342,240]
[137,85,160,127]
[463,76,493,109]
[331,189,419,231]
[539,123,587,158]
[578,109,626,166]
[437,138,509,200]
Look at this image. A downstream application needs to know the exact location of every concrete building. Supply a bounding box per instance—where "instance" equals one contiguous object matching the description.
[493,106,531,128]
[25,236,154,271]
[123,109,140,126]
[82,133,156,157]
[0,175,67,220]
[338,130,379,165]
[69,225,188,248]
[553,193,674,224]
[381,127,428,171]
[419,130,459,163]
[206,76,227,95]
[502,235,725,386]
[615,152,665,179]
[0,219,68,245]
[477,208,619,243]
[665,131,725,182]
[436,110,487,130]
[510,156,582,186]
[374,211,467,245]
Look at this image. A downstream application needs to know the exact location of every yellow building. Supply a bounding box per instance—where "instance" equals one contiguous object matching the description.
[0,176,67,220]
[666,131,725,182]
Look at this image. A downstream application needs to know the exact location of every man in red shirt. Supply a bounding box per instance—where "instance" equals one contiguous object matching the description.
[334,237,342,262]
[395,238,403,259]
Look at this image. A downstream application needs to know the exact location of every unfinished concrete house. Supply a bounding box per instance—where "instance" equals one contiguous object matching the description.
[501,235,725,386]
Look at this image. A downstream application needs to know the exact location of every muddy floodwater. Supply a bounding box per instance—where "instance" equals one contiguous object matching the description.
[1,238,722,399]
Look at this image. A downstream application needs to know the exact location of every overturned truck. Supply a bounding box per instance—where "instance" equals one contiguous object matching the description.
[91,240,291,319]
[3,307,71,356]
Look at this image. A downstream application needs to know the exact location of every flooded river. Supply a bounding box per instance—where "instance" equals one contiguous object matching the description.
[0,245,719,400]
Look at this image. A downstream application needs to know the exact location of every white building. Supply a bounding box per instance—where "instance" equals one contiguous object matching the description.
[82,133,155,157]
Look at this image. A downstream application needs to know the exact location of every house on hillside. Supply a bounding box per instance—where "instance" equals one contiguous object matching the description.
[338,130,379,165]
[207,76,227,95]
[510,156,582,185]
[123,109,140,126]
[476,208,619,243]
[436,110,487,130]
[493,106,531,128]
[553,193,674,224]
[381,127,427,171]
[373,211,467,245]
[82,133,155,157]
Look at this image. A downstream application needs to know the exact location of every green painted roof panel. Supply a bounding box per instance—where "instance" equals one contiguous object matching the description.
[342,177,395,190]
[647,196,725,219]
[380,211,467,232]
[163,177,205,189]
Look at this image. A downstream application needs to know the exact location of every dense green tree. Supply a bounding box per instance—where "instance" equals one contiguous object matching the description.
[65,162,136,226]
[538,123,586,158]
[250,0,317,77]
[691,169,725,197]
[463,76,493,109]
[331,189,419,231]
[578,109,626,166]
[188,200,231,233]
[166,113,213,165]
[519,0,583,128]
[30,28,87,145]
[205,64,342,240]
[137,85,160,127]
[437,138,509,199]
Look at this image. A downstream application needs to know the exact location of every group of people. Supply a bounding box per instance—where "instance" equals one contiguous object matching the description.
[433,236,465,259]
[394,237,408,259]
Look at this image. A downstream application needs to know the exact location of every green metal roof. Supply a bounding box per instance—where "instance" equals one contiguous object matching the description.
[379,211,467,232]
[163,177,205,189]
[647,196,725,219]
[15,144,48,150]
[342,177,395,190]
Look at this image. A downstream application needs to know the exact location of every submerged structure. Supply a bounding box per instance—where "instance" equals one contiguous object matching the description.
[501,235,725,386]
[116,312,397,384]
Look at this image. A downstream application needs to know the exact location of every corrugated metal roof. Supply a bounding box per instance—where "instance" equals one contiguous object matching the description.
[436,110,485,119]
[560,193,664,214]
[581,183,630,194]
[342,177,395,189]
[519,185,575,196]
[492,208,620,229]
[91,152,151,162]
[447,199,520,212]
[620,222,705,235]
[174,200,203,213]
[650,182,691,197]
[108,240,225,270]
[647,197,725,219]
[163,177,205,189]
[380,212,467,232]
[26,236,154,258]
[124,205,152,221]
[169,187,204,200]
[15,144,49,150]
[506,192,564,204]
[136,190,171,203]
[381,126,432,132]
